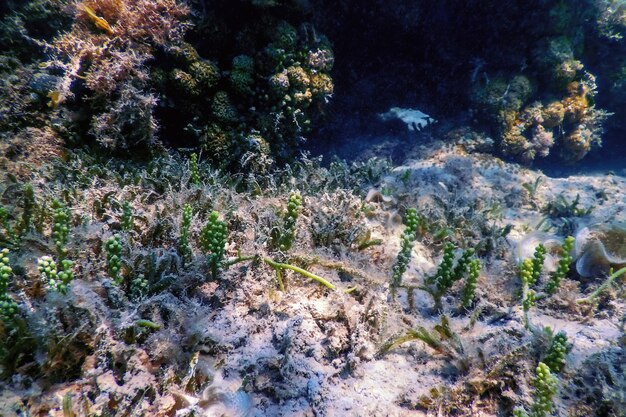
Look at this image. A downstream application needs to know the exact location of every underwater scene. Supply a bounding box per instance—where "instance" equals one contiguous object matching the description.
[1,0,626,415]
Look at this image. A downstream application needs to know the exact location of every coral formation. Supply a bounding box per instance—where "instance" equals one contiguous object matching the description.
[47,0,190,149]
[0,0,334,170]
[472,72,608,163]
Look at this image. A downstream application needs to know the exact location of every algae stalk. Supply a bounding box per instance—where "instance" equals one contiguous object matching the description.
[263,257,335,290]
[577,266,626,304]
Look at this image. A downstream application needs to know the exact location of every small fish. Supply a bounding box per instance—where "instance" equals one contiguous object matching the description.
[79,4,114,36]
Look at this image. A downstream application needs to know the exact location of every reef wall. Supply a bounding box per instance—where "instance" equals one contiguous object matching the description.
[1,0,626,167]
[309,0,626,164]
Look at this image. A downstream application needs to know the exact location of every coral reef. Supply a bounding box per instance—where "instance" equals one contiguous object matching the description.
[463,0,625,163]
[144,5,335,169]
[46,0,190,150]
[0,0,334,170]
[472,73,609,163]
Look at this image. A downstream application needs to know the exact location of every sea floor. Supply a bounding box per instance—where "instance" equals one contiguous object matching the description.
[0,127,625,416]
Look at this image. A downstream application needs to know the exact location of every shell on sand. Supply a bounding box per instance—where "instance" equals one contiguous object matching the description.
[514,232,563,272]
[575,222,626,278]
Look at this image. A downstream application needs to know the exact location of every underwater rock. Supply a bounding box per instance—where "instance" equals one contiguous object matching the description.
[29,73,59,97]
[447,128,495,153]
[574,222,626,278]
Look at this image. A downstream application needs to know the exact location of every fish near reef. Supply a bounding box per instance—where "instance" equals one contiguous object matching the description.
[79,4,115,36]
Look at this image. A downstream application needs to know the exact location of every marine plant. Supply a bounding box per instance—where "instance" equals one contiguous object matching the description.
[0,206,18,248]
[514,362,558,417]
[18,184,35,237]
[121,201,133,232]
[543,329,569,374]
[522,177,543,209]
[271,191,302,252]
[542,194,592,219]
[0,185,37,249]
[545,236,574,294]
[0,248,18,322]
[262,257,336,292]
[531,244,547,285]
[461,258,481,308]
[130,273,149,300]
[577,266,626,304]
[390,208,419,297]
[34,200,47,235]
[37,255,75,295]
[179,203,193,264]
[51,199,70,258]
[424,243,477,311]
[513,408,527,417]
[531,365,558,417]
[189,152,200,185]
[519,242,548,328]
[520,258,537,329]
[377,315,467,371]
[105,235,123,285]
[200,211,228,279]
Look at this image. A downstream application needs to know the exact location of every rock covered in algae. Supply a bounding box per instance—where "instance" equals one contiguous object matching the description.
[574,222,626,278]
